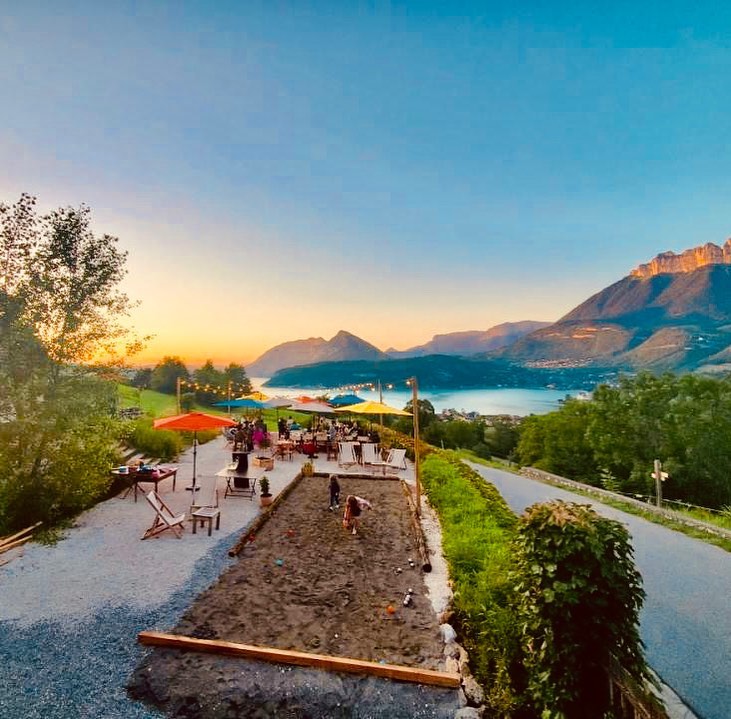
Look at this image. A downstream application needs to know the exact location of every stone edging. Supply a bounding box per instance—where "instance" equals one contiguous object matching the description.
[521,467,731,541]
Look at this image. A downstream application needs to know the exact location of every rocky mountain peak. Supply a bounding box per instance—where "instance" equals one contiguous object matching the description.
[630,239,731,278]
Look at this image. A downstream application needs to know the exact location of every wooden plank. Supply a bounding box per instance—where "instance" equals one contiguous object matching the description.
[138,631,461,688]
[0,521,42,549]
[0,535,33,555]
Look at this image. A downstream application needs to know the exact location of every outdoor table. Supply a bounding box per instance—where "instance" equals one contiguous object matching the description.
[217,465,260,500]
[112,466,178,502]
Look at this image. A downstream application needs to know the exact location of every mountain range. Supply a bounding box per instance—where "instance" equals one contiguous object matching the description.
[247,322,547,376]
[251,236,731,385]
[500,239,731,372]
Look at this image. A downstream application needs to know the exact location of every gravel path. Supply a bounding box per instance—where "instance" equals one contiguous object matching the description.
[468,462,731,719]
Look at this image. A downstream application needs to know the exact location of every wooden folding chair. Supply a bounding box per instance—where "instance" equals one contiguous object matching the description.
[142,490,186,540]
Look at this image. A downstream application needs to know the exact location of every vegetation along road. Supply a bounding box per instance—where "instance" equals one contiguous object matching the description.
[467,462,730,719]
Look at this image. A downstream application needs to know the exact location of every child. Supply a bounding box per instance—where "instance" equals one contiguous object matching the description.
[342,494,373,535]
[328,474,340,511]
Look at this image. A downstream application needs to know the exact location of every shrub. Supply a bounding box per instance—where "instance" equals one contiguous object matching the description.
[126,419,182,461]
[510,501,650,718]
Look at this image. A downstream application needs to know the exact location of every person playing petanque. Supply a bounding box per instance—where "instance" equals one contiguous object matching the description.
[342,494,372,535]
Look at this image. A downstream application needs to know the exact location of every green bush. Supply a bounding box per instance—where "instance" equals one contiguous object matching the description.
[126,419,183,461]
[511,501,650,718]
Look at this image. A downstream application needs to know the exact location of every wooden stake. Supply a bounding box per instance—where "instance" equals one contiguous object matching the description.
[0,521,42,549]
[0,535,33,555]
[138,631,460,688]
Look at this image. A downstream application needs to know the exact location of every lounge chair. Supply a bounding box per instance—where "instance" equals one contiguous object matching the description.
[360,442,381,468]
[383,448,407,472]
[338,441,358,469]
[142,490,186,540]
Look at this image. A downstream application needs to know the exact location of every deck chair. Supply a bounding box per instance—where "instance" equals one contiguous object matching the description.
[338,441,358,469]
[190,475,219,512]
[360,442,381,468]
[142,490,186,540]
[383,448,407,472]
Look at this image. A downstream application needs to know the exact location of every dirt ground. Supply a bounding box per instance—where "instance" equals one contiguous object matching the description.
[128,475,461,718]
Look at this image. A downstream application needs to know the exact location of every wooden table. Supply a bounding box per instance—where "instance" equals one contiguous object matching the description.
[112,467,179,502]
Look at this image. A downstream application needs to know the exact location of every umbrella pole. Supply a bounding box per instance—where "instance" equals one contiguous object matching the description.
[186,431,200,492]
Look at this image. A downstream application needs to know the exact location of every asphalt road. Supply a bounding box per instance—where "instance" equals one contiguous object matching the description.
[466,462,731,719]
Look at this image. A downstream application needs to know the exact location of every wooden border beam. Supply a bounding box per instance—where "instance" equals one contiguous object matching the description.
[138,631,460,688]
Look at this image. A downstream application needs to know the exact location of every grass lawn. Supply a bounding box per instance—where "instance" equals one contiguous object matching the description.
[117,384,319,429]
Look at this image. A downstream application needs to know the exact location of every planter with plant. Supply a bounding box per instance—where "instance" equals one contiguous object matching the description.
[259,476,273,507]
[301,460,314,477]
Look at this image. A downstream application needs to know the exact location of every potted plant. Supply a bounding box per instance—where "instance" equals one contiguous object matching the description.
[259,476,273,507]
[301,460,314,477]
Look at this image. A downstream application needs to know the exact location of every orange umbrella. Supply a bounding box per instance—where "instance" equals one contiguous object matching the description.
[154,412,236,491]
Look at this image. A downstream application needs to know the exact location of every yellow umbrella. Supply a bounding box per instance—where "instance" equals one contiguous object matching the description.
[240,391,269,401]
[334,400,411,416]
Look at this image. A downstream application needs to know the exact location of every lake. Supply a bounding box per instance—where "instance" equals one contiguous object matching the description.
[251,379,577,416]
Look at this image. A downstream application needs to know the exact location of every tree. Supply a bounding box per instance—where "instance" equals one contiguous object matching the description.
[131,368,152,389]
[222,363,251,396]
[193,360,224,405]
[0,194,139,533]
[150,356,189,395]
[517,400,597,482]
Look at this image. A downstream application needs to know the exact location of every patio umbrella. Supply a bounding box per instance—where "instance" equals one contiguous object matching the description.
[288,401,336,415]
[329,393,365,407]
[263,396,293,409]
[212,398,264,410]
[242,391,269,401]
[334,400,411,416]
[263,396,293,421]
[153,412,236,491]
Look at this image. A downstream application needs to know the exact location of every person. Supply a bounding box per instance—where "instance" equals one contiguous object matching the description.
[342,494,373,535]
[328,474,340,511]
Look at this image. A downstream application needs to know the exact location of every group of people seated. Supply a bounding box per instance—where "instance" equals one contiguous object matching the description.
[226,419,270,452]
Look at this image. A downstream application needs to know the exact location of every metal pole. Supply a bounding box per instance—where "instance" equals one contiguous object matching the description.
[176,377,182,415]
[411,377,421,517]
[227,381,232,417]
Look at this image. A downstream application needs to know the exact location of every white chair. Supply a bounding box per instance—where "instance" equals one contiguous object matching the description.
[338,442,358,469]
[190,475,219,512]
[360,443,381,467]
[384,448,407,472]
[142,490,186,540]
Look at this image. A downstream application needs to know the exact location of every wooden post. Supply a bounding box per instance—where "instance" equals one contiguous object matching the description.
[654,459,663,508]
[411,377,421,517]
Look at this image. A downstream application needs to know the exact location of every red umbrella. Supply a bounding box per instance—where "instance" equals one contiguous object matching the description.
[153,412,236,491]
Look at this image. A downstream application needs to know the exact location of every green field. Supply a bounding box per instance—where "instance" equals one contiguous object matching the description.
[117,384,315,430]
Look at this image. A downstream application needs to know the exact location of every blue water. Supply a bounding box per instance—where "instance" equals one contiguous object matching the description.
[251,379,575,416]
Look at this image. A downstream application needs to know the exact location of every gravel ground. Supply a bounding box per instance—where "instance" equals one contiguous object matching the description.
[0,439,458,719]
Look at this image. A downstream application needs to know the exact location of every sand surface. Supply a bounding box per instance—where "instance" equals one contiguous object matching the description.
[129,475,460,718]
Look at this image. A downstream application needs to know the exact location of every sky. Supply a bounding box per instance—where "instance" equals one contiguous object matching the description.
[2,1,731,367]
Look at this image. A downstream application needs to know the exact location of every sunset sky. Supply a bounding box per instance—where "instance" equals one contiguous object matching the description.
[2,2,730,367]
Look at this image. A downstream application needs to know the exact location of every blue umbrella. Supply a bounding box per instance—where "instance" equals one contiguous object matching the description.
[213,398,264,409]
[328,394,365,407]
